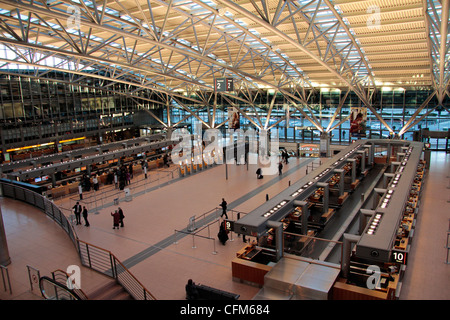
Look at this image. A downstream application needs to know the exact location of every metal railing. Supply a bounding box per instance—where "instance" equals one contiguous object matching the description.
[282,232,343,265]
[0,264,12,294]
[77,239,155,300]
[0,180,156,300]
[306,159,322,174]
[446,219,450,265]
[174,207,248,254]
[63,168,178,214]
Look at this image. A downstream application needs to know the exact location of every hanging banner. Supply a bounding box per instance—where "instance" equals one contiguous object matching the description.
[284,104,290,128]
[228,107,240,129]
[350,106,367,138]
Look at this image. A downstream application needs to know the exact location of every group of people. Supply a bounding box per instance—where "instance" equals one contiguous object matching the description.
[115,164,133,190]
[72,201,89,227]
[218,198,229,245]
[72,201,126,230]
[217,198,247,245]
[111,207,125,229]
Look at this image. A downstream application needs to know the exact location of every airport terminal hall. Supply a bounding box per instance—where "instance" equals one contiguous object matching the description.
[0,0,449,306]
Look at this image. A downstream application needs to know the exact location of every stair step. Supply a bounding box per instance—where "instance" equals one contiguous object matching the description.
[87,280,132,300]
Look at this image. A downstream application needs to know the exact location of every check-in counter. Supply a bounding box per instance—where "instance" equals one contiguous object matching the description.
[47,181,79,198]
[232,245,275,286]
[333,273,399,300]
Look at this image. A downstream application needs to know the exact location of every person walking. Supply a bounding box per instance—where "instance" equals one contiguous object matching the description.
[163,153,170,167]
[72,202,82,225]
[82,206,89,227]
[256,168,263,179]
[129,163,133,179]
[111,210,120,229]
[78,183,83,200]
[278,161,283,175]
[218,220,229,245]
[93,174,99,191]
[220,198,228,219]
[118,207,125,227]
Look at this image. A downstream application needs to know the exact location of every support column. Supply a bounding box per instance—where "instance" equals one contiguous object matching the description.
[373,188,387,209]
[386,143,392,164]
[317,182,329,214]
[357,150,366,173]
[359,209,375,235]
[319,132,330,157]
[383,173,394,189]
[390,161,400,173]
[267,221,283,262]
[396,152,405,162]
[364,144,374,165]
[0,206,11,266]
[293,200,309,235]
[349,158,357,183]
[342,233,360,278]
[335,169,345,196]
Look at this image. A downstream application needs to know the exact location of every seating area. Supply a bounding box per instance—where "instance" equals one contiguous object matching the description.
[186,282,240,300]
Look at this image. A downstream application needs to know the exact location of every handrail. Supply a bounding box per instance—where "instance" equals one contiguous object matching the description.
[0,180,156,300]
[51,269,89,300]
[64,168,177,213]
[0,264,12,294]
[174,228,218,254]
[76,239,156,300]
[39,276,84,300]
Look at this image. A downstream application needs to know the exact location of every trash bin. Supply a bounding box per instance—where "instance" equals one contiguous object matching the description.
[124,188,132,202]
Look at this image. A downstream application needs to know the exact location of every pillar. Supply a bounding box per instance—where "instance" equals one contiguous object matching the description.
[383,173,394,189]
[386,142,392,164]
[293,200,309,235]
[357,150,366,173]
[334,169,345,196]
[267,221,283,262]
[319,132,330,157]
[342,233,360,278]
[359,209,375,235]
[317,182,329,214]
[0,206,11,266]
[364,144,374,166]
[348,158,356,183]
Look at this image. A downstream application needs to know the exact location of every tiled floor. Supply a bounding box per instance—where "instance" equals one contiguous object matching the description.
[0,152,449,300]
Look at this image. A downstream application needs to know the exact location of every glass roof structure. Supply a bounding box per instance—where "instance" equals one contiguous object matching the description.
[0,0,448,131]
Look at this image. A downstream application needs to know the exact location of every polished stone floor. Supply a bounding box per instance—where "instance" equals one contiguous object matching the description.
[0,152,449,301]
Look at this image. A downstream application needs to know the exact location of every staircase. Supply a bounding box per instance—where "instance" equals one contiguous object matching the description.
[86,279,133,300]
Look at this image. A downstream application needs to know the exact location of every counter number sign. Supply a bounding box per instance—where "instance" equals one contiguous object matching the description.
[391,250,407,264]
[224,219,234,232]
[215,78,234,92]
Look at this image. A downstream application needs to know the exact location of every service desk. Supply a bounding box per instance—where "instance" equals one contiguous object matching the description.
[232,246,275,286]
[333,273,399,300]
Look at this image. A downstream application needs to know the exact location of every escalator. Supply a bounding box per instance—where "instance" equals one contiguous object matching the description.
[39,276,88,300]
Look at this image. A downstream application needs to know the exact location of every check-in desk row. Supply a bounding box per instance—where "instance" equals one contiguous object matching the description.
[179,160,208,176]
[337,159,426,300]
[231,244,277,286]
[178,150,222,176]
[45,154,165,198]
[392,160,426,255]
[338,142,426,300]
[231,145,372,287]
